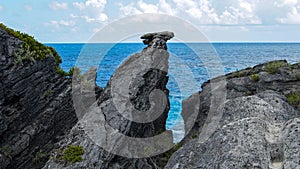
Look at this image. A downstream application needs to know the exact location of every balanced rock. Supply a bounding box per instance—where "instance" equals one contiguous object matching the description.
[141,31,174,50]
[43,31,174,169]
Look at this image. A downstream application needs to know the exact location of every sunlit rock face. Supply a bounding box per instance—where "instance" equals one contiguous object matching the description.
[166,61,300,169]
[43,31,174,169]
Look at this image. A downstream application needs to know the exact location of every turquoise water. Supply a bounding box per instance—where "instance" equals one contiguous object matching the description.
[47,43,300,142]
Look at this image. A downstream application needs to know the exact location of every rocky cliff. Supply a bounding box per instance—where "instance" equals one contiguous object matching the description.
[0,25,78,169]
[1,24,299,169]
[166,60,300,168]
[43,31,175,169]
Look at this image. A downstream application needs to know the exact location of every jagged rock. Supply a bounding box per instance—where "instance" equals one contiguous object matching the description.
[2,24,299,169]
[182,60,300,141]
[166,91,300,168]
[72,67,103,119]
[0,27,78,169]
[141,31,174,50]
[166,61,300,169]
[43,31,174,169]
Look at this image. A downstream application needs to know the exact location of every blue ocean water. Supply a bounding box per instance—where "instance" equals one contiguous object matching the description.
[47,43,300,142]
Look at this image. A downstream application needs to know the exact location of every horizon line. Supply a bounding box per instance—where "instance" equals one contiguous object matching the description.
[44,41,300,44]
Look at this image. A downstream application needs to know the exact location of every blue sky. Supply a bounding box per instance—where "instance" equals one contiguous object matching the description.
[1,0,300,42]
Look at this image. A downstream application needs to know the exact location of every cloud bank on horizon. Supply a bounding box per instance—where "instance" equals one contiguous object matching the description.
[1,0,300,42]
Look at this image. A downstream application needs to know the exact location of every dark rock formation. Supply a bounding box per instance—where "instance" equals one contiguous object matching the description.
[2,24,299,169]
[0,27,78,169]
[141,31,174,50]
[43,32,174,169]
[166,60,300,168]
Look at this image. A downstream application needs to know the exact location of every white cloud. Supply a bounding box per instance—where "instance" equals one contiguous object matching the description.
[275,0,300,24]
[158,0,174,15]
[45,20,75,28]
[275,0,298,7]
[24,5,33,11]
[0,5,3,11]
[138,0,158,13]
[116,0,300,25]
[278,6,300,23]
[72,0,108,23]
[219,6,261,24]
[71,13,108,22]
[86,0,106,8]
[83,13,108,22]
[49,1,68,10]
[173,0,195,9]
[119,0,258,24]
[118,3,143,15]
[172,0,261,24]
[240,1,253,12]
[73,2,85,10]
[118,0,176,16]
[73,0,106,9]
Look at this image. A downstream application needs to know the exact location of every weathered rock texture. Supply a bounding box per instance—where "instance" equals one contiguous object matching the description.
[2,24,299,169]
[0,27,78,169]
[166,60,300,169]
[141,31,174,50]
[43,31,174,169]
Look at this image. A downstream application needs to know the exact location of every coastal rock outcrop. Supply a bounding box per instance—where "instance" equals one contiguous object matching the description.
[1,23,299,169]
[166,60,300,168]
[43,31,174,169]
[0,26,78,169]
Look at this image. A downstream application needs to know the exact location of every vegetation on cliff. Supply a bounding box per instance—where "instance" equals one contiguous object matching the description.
[286,91,300,108]
[0,23,61,63]
[0,23,70,75]
[263,60,288,74]
[249,73,260,81]
[51,145,84,165]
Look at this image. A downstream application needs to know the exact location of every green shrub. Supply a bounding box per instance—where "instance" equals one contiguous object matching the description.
[0,23,62,64]
[0,146,13,159]
[33,150,47,164]
[56,66,82,77]
[263,61,288,74]
[61,145,84,164]
[231,69,249,78]
[44,89,54,96]
[56,66,68,76]
[249,74,260,82]
[191,134,198,139]
[286,91,300,107]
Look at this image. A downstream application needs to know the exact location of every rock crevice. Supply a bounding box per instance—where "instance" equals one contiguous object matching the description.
[166,61,300,169]
[43,31,174,169]
[0,27,78,169]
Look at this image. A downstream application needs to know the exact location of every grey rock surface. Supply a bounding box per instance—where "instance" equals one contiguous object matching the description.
[167,61,300,169]
[141,31,174,50]
[2,25,299,169]
[0,27,78,169]
[43,32,174,169]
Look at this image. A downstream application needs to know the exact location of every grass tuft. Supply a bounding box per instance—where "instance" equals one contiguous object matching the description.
[286,91,300,108]
[61,145,84,164]
[263,61,288,74]
[249,74,260,82]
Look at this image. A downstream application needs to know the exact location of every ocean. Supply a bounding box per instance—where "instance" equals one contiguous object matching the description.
[47,43,300,142]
